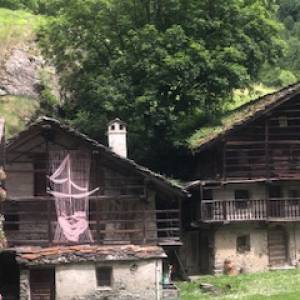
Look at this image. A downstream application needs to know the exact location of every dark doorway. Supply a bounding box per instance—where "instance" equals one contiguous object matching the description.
[268,227,288,266]
[30,269,55,300]
[0,252,20,300]
[199,231,211,274]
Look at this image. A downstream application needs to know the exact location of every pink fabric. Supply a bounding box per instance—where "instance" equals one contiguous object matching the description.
[58,212,89,242]
[49,151,99,243]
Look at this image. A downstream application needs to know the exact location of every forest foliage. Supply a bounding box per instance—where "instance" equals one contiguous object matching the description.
[0,0,298,175]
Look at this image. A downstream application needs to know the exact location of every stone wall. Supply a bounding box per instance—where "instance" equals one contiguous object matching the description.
[213,223,300,274]
[213,224,269,274]
[55,260,162,300]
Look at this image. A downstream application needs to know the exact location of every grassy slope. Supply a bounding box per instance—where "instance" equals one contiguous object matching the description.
[178,270,300,300]
[0,8,45,137]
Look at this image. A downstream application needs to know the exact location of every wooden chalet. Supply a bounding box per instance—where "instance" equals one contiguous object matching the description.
[0,117,186,300]
[180,82,300,275]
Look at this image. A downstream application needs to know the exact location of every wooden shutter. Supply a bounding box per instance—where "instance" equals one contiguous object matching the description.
[30,269,55,300]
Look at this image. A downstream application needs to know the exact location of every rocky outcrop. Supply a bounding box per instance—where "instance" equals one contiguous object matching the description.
[0,47,44,98]
[0,42,59,100]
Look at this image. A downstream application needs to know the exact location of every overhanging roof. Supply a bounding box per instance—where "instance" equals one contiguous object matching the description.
[190,82,300,153]
[7,116,188,198]
[14,245,167,265]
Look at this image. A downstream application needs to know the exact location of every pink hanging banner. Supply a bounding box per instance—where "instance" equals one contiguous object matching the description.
[48,151,99,243]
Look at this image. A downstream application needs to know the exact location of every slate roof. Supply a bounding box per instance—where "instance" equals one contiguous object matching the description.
[14,245,167,265]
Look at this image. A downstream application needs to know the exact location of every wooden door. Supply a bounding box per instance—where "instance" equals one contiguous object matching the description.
[30,269,55,300]
[268,227,288,266]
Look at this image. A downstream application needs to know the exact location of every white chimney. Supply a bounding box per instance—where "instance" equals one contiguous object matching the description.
[107,118,127,158]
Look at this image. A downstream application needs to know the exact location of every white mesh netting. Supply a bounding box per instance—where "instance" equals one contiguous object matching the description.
[48,151,99,243]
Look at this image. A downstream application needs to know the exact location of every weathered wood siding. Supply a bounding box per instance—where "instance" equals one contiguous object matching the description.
[3,129,164,246]
[194,94,300,181]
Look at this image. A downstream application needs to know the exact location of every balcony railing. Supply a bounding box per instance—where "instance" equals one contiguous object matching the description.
[201,198,300,222]
[0,196,181,247]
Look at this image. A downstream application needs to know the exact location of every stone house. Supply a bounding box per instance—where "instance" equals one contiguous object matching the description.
[0,117,186,300]
[180,82,300,275]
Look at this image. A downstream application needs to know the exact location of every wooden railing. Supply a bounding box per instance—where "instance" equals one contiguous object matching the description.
[0,196,181,247]
[201,198,300,222]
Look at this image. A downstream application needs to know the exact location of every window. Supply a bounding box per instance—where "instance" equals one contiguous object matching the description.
[234,190,249,209]
[203,189,213,200]
[237,235,250,253]
[269,186,282,199]
[119,124,124,130]
[96,267,112,287]
[111,125,115,131]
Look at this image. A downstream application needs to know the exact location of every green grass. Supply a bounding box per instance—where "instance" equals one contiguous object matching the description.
[178,270,300,300]
[0,8,45,55]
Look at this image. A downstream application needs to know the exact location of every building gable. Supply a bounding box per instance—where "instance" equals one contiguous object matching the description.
[6,116,186,198]
[190,83,300,182]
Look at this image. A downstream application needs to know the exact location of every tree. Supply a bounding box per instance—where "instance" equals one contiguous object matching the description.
[0,0,38,10]
[39,0,283,172]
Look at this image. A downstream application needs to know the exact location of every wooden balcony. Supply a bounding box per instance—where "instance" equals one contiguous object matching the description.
[0,196,181,247]
[201,198,300,222]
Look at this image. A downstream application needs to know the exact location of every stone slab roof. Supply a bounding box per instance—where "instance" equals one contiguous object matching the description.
[14,244,167,266]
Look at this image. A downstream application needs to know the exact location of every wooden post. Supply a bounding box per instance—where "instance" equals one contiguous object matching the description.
[47,199,52,246]
[199,183,203,220]
[143,179,148,244]
[96,199,101,244]
[265,119,270,178]
[266,183,270,220]
[45,139,52,245]
[178,196,183,243]
[222,141,227,180]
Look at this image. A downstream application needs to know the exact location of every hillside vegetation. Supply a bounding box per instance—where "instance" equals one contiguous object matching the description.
[0,8,58,137]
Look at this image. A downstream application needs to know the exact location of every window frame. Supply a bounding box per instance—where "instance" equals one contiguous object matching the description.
[96,266,113,288]
[234,190,250,209]
[236,234,251,253]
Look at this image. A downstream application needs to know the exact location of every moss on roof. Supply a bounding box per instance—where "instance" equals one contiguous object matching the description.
[188,82,300,151]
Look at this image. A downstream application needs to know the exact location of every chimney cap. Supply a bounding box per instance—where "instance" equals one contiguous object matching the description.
[107,118,127,127]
